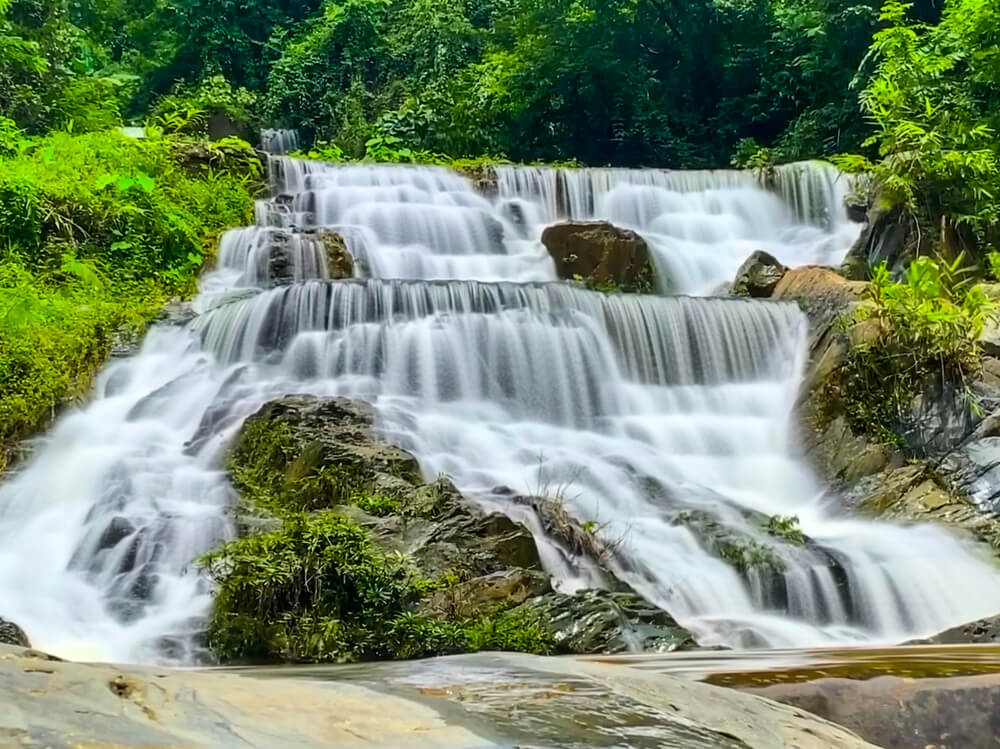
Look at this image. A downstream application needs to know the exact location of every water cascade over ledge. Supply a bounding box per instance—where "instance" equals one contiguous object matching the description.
[1,157,999,664]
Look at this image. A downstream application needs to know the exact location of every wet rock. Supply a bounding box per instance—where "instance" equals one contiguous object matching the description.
[910,613,1000,644]
[421,569,552,619]
[317,231,354,279]
[731,250,786,298]
[0,645,878,749]
[541,221,655,293]
[0,619,29,647]
[840,204,922,280]
[458,166,498,198]
[156,299,198,327]
[516,590,696,654]
[749,672,1000,749]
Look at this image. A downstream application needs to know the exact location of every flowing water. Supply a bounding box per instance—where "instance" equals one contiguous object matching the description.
[1,156,1000,665]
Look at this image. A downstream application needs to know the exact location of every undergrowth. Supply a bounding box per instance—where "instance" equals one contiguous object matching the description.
[0,128,262,466]
[836,255,995,447]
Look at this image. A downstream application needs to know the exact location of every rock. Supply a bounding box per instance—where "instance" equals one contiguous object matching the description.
[0,619,28,647]
[749,672,1000,749]
[458,166,498,198]
[731,250,787,298]
[421,569,551,619]
[840,204,922,280]
[207,111,251,141]
[0,645,878,749]
[317,231,354,279]
[267,230,353,285]
[541,221,655,293]
[517,590,696,654]
[910,613,1000,645]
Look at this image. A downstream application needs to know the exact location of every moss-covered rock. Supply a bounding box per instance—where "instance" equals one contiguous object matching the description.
[515,590,695,654]
[208,395,696,664]
[0,618,29,648]
[731,250,786,298]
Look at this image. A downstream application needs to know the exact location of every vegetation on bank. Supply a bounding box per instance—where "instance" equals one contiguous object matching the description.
[0,128,261,467]
[824,254,997,447]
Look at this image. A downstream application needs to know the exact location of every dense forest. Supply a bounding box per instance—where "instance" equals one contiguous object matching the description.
[1,0,999,455]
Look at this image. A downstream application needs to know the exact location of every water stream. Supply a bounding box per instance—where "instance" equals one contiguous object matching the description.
[1,157,1000,664]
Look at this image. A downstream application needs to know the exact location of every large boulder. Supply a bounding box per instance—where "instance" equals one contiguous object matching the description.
[909,613,1000,645]
[516,590,695,654]
[0,618,28,647]
[541,221,655,293]
[731,251,787,297]
[750,672,1000,749]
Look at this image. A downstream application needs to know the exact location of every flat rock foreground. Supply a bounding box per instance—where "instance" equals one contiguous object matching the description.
[0,645,876,749]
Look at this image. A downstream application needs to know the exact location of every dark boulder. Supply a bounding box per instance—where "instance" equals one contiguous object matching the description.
[541,221,655,293]
[516,590,695,654]
[731,250,787,298]
[0,618,29,648]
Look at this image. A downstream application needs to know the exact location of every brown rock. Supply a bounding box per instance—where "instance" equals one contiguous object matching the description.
[731,250,786,298]
[541,221,655,292]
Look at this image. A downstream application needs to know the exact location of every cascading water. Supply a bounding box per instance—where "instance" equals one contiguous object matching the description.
[2,157,1000,664]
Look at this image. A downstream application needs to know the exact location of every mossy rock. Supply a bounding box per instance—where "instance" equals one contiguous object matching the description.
[516,590,695,654]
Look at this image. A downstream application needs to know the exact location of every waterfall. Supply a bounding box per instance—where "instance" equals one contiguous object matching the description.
[1,157,999,664]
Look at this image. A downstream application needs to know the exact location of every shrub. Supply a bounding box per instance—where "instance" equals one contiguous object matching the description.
[201,512,554,662]
[837,255,995,444]
[0,129,261,465]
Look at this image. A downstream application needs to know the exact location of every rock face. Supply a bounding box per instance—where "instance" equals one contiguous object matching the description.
[0,645,878,749]
[731,251,787,297]
[541,221,655,292]
[0,619,28,648]
[520,590,695,654]
[779,265,1000,553]
[750,672,1000,749]
[215,395,696,662]
[268,229,354,285]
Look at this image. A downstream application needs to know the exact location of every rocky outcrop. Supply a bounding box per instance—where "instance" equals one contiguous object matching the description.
[841,206,911,280]
[750,672,1000,749]
[0,645,878,749]
[215,396,696,662]
[518,590,695,654]
[541,221,655,293]
[267,229,354,285]
[731,251,787,298]
[0,618,28,647]
[910,613,1000,645]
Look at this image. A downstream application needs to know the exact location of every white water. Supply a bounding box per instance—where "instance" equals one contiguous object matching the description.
[2,158,1000,664]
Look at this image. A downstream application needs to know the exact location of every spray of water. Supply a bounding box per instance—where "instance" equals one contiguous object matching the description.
[1,158,999,664]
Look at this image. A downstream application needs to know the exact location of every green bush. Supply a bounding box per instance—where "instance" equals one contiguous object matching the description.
[838,255,995,444]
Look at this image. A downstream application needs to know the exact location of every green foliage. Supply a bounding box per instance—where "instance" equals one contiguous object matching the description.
[151,75,261,135]
[838,255,996,445]
[201,511,554,662]
[835,0,1000,248]
[0,129,260,463]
